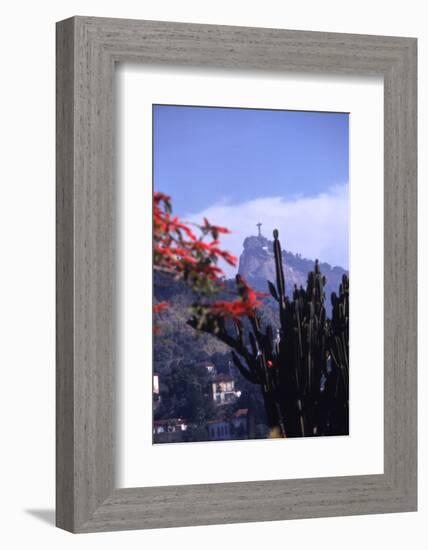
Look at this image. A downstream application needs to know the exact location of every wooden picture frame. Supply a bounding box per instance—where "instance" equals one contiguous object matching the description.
[56,16,417,533]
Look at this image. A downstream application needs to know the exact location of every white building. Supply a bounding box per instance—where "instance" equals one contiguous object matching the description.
[210,374,241,405]
[153,373,161,409]
[153,418,188,435]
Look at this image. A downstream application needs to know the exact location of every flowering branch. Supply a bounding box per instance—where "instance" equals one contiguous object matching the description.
[153,191,266,327]
[209,275,268,320]
[154,192,237,298]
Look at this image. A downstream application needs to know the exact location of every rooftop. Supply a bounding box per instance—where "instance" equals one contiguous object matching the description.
[212,373,234,383]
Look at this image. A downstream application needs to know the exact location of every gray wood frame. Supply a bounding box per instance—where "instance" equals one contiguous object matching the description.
[56,16,417,533]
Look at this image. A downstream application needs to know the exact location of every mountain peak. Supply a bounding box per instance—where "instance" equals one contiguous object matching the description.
[242,234,271,252]
[238,233,348,312]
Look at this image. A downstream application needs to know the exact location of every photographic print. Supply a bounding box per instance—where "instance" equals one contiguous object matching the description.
[153,105,349,444]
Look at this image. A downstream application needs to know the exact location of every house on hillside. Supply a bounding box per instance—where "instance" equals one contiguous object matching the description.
[207,418,232,441]
[153,372,161,410]
[231,408,249,436]
[153,418,188,434]
[210,373,241,405]
[208,409,251,441]
[153,418,189,443]
[205,364,216,377]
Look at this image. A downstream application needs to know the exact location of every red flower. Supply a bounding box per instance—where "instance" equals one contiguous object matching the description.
[153,190,254,318]
[154,192,171,204]
[209,287,266,320]
[203,217,231,235]
[172,218,197,241]
[153,301,169,314]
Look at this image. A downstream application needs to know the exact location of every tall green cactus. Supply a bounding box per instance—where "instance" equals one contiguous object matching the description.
[189,230,349,437]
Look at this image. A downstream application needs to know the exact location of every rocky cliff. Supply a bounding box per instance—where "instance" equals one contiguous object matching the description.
[238,235,348,308]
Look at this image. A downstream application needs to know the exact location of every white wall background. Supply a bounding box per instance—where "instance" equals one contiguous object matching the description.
[0,1,425,548]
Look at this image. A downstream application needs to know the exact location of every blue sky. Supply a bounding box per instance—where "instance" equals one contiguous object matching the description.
[153,104,349,273]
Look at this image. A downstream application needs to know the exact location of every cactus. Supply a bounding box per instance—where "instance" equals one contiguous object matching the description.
[188,230,349,438]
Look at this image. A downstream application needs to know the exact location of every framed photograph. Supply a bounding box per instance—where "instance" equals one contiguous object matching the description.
[56,16,417,532]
